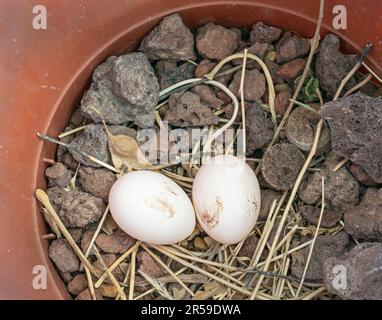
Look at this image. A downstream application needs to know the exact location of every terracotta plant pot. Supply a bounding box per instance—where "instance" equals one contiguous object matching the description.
[0,0,381,299]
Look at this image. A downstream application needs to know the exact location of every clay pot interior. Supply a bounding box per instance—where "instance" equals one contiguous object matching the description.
[1,0,381,299]
[36,4,380,299]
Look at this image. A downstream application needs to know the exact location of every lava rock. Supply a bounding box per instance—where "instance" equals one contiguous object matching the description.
[68,228,83,243]
[261,143,305,191]
[349,163,379,187]
[344,188,382,241]
[68,124,110,167]
[232,42,269,68]
[60,272,73,284]
[110,53,159,122]
[217,91,232,104]
[95,231,135,254]
[45,163,72,188]
[191,85,224,109]
[48,239,80,273]
[344,205,382,242]
[291,232,349,282]
[164,91,219,127]
[194,59,217,78]
[68,124,135,168]
[258,189,282,221]
[323,242,382,299]
[274,90,291,115]
[229,69,266,101]
[360,187,382,207]
[156,60,177,73]
[265,59,284,85]
[81,79,130,125]
[68,274,88,295]
[224,102,251,123]
[246,103,273,153]
[196,23,239,60]
[275,32,310,64]
[298,153,360,212]
[47,187,105,228]
[156,61,195,90]
[286,106,331,155]
[62,152,79,171]
[93,253,125,282]
[249,21,282,44]
[81,53,159,128]
[137,251,164,278]
[320,92,382,183]
[315,34,358,99]
[238,235,259,258]
[139,14,196,61]
[75,288,103,300]
[70,108,85,126]
[300,205,343,228]
[248,42,270,60]
[276,58,306,80]
[80,230,96,254]
[214,63,235,86]
[79,167,116,202]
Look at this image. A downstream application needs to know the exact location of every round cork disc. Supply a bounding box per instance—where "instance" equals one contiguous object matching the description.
[261,143,305,190]
[286,106,331,155]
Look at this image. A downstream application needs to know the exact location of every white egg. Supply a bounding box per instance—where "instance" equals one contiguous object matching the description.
[192,155,261,244]
[109,170,195,245]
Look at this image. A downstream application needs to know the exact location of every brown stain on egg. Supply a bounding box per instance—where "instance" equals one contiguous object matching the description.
[146,196,175,218]
[164,183,178,196]
[243,192,258,220]
[199,196,223,229]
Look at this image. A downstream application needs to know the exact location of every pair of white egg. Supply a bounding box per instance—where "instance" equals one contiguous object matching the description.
[109,155,261,245]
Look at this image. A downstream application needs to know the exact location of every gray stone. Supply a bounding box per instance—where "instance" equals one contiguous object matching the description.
[45,163,72,188]
[81,53,159,128]
[300,205,343,228]
[139,14,196,61]
[229,69,266,102]
[291,232,349,282]
[275,32,310,64]
[344,187,382,242]
[68,124,135,168]
[299,152,360,212]
[324,243,382,300]
[165,91,219,127]
[69,124,110,167]
[315,34,358,99]
[320,92,382,183]
[156,61,195,90]
[79,167,116,202]
[47,187,105,228]
[249,21,282,44]
[49,239,80,273]
[246,102,273,153]
[196,23,239,61]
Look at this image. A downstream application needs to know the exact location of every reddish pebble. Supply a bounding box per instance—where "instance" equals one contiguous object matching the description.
[276,58,306,80]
